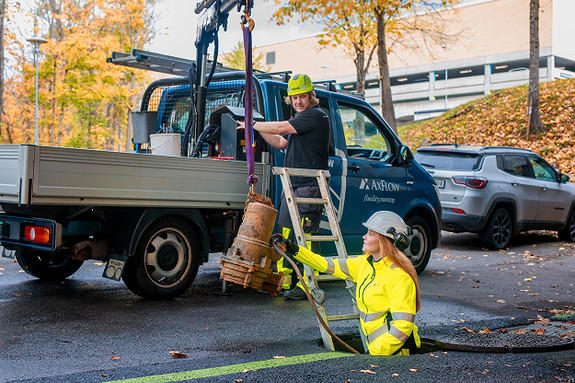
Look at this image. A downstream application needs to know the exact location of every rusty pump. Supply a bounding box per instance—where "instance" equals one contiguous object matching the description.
[219,191,284,295]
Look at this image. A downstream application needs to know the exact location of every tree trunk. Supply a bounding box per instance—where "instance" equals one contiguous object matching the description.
[528,0,544,135]
[0,0,5,136]
[375,8,397,133]
[354,48,366,96]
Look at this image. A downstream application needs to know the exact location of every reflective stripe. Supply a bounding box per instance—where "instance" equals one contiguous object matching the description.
[325,259,335,275]
[367,324,409,344]
[360,311,386,323]
[389,326,409,343]
[339,261,353,280]
[391,312,415,323]
[366,325,387,343]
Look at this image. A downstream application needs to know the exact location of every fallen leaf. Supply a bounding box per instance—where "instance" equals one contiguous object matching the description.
[360,369,376,374]
[110,357,121,361]
[235,380,243,383]
[370,364,379,368]
[392,373,399,378]
[273,355,286,359]
[479,328,492,334]
[242,369,257,373]
[496,299,506,304]
[409,368,418,372]
[100,374,108,377]
[534,327,546,335]
[169,351,188,359]
[461,327,475,333]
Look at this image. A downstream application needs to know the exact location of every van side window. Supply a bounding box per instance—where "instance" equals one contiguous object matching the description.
[338,103,391,162]
[529,157,557,181]
[501,155,531,177]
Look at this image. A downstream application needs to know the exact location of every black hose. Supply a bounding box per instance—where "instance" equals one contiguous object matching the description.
[270,235,360,355]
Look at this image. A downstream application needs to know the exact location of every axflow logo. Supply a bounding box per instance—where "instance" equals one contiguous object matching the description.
[359,179,402,192]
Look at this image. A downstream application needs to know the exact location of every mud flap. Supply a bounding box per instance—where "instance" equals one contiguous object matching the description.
[103,254,128,281]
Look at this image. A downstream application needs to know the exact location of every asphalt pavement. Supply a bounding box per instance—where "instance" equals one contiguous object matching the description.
[0,230,574,383]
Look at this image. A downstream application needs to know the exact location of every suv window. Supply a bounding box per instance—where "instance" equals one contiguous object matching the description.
[500,155,531,177]
[529,157,557,181]
[415,152,481,170]
[338,103,390,162]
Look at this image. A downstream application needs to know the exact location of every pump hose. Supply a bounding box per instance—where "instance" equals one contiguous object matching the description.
[270,235,360,354]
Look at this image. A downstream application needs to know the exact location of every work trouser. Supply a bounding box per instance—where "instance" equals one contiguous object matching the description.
[276,185,322,290]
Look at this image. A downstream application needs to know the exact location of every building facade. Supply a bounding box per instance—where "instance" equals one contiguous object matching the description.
[253,0,575,123]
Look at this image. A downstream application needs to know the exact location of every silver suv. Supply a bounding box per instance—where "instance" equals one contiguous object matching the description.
[415,145,575,249]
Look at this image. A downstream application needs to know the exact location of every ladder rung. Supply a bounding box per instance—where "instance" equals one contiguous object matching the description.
[314,274,340,281]
[294,197,329,205]
[304,235,338,242]
[326,314,360,322]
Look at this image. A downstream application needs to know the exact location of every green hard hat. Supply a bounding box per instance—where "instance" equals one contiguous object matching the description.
[287,74,314,96]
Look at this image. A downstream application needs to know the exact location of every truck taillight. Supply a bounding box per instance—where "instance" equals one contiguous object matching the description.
[24,225,52,244]
[453,176,488,189]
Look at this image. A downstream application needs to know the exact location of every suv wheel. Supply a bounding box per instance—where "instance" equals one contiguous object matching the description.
[479,207,512,250]
[558,210,575,242]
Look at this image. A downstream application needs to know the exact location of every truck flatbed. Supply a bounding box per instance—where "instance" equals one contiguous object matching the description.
[0,145,268,209]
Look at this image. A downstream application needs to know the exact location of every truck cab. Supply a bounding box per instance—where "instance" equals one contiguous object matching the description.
[136,66,441,274]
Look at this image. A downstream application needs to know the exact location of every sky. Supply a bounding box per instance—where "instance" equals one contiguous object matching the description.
[148,0,323,60]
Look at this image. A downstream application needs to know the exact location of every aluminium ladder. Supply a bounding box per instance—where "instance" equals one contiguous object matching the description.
[272,167,368,353]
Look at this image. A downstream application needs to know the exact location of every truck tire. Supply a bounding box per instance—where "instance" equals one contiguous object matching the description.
[122,217,200,299]
[16,250,83,281]
[558,209,575,242]
[479,207,512,250]
[405,216,431,274]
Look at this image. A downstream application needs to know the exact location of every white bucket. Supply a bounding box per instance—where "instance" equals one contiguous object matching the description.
[150,133,181,156]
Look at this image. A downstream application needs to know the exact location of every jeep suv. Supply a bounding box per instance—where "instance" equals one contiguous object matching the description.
[415,144,575,249]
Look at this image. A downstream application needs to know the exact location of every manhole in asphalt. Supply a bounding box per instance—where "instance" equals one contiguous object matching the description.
[434,333,574,353]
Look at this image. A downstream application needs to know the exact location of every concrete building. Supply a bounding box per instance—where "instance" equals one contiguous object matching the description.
[253,0,575,123]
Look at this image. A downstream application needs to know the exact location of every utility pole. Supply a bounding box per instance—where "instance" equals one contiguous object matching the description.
[26,32,47,145]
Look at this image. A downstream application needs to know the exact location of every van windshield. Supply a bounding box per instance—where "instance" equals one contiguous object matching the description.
[415,151,482,170]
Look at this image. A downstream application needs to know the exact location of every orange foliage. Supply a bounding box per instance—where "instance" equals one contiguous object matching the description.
[400,78,575,178]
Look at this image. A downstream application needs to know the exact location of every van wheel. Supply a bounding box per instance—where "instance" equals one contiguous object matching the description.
[122,218,200,299]
[405,216,431,274]
[479,208,512,250]
[558,210,575,242]
[16,250,83,281]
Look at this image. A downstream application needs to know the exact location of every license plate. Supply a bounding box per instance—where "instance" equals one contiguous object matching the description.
[436,179,445,189]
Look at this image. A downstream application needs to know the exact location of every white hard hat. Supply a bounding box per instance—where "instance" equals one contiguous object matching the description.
[362,211,409,240]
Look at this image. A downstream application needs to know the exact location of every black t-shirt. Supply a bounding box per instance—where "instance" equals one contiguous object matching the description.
[284,106,330,187]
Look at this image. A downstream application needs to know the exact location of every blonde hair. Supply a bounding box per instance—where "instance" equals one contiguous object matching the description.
[283,90,320,108]
[378,234,421,312]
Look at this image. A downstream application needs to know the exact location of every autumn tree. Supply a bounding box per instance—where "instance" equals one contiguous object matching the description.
[527,0,544,135]
[273,0,459,132]
[1,0,156,150]
[274,2,376,97]
[222,41,269,72]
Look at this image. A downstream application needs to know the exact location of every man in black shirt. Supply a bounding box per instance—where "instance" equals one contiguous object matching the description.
[238,74,330,299]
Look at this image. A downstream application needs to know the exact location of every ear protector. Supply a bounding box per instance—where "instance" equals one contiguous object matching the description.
[386,226,412,251]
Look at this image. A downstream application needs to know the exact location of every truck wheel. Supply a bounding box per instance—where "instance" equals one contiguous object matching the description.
[16,250,83,281]
[405,216,431,274]
[122,218,200,299]
[558,210,575,242]
[479,207,512,250]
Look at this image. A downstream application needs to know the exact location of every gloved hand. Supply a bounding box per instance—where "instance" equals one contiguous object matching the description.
[272,235,299,257]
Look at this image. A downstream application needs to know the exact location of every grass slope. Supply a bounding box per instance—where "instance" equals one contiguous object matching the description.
[399,78,575,178]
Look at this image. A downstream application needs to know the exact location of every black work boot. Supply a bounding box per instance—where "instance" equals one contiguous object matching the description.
[283,287,307,300]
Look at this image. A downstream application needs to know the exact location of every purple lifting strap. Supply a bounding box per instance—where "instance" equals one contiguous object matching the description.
[243,26,257,185]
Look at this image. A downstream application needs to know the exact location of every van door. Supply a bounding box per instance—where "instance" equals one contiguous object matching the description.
[331,100,406,254]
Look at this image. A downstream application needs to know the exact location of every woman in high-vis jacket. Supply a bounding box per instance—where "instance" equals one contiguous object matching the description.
[277,211,421,355]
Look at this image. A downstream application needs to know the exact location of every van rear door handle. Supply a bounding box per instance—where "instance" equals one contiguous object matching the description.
[511,182,519,187]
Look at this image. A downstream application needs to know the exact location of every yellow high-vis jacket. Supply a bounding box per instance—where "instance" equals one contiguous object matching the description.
[294,246,420,355]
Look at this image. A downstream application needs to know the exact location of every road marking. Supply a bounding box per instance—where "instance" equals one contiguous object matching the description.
[104,352,351,383]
